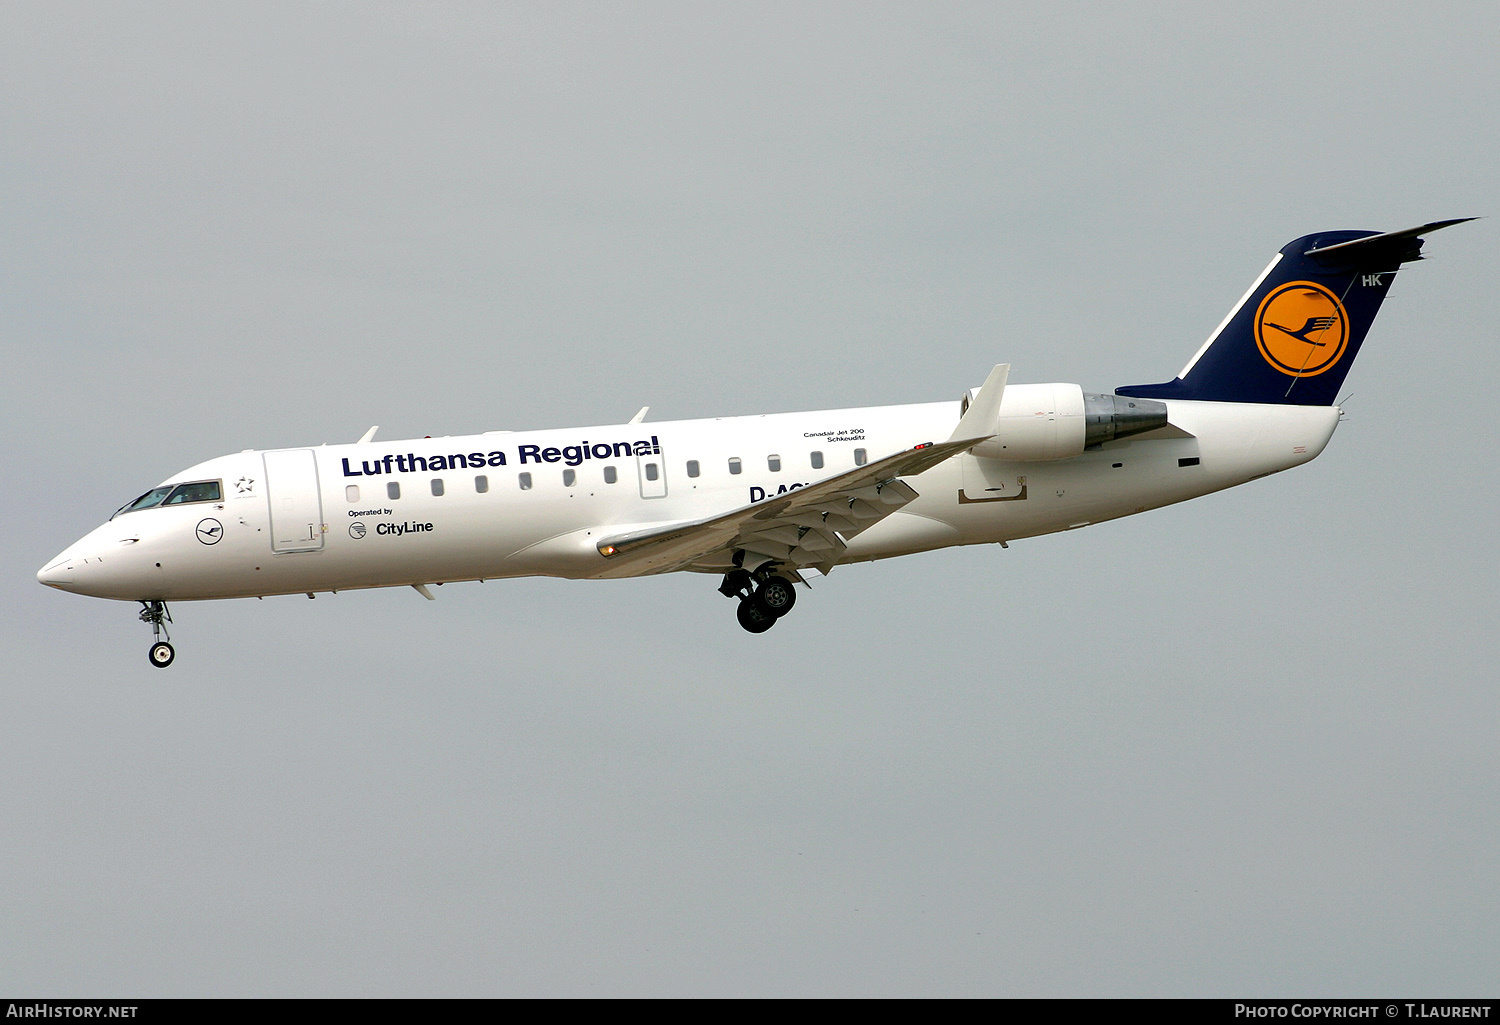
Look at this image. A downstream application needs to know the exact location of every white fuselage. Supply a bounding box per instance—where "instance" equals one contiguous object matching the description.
[37,393,1340,603]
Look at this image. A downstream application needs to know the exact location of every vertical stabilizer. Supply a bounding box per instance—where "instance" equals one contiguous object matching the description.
[1117,219,1472,405]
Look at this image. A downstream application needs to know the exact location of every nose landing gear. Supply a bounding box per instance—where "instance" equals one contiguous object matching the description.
[139,601,175,668]
[720,565,800,634]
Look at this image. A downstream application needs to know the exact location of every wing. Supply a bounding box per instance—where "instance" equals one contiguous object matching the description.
[592,436,982,578]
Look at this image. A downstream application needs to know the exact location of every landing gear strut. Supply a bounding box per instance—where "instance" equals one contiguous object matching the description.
[140,601,175,668]
[721,564,800,634]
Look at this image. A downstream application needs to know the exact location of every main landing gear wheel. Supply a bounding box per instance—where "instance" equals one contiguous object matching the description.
[721,561,799,634]
[736,597,777,633]
[149,642,176,668]
[755,575,797,618]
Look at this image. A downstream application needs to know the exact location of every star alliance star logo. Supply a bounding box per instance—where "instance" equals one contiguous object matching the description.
[235,477,255,494]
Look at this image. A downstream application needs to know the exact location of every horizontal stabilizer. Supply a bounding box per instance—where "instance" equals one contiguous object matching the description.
[1303,218,1476,261]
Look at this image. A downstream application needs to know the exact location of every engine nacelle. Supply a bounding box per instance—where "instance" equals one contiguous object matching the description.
[967,383,1086,461]
[965,384,1168,461]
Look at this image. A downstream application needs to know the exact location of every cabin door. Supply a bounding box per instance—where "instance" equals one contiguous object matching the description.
[264,449,326,552]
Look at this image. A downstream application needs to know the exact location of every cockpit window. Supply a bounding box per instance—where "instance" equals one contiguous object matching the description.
[163,480,222,505]
[114,487,174,517]
[112,480,222,518]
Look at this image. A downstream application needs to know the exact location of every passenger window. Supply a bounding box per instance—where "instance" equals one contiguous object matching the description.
[474,475,489,493]
[767,455,781,472]
[603,466,618,484]
[563,469,577,487]
[810,451,823,470]
[387,481,401,500]
[686,460,700,478]
[163,480,222,505]
[518,473,533,491]
[728,457,742,475]
[346,485,360,503]
[644,463,659,481]
[431,478,445,497]
[854,448,867,466]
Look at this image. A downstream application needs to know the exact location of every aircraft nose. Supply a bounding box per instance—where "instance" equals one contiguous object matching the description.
[38,520,161,599]
[37,556,76,589]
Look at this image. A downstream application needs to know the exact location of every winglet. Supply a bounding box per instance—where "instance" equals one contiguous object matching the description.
[628,406,649,424]
[948,364,1009,446]
[358,426,379,444]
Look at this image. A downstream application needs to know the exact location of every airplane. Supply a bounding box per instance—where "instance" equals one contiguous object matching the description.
[38,219,1472,666]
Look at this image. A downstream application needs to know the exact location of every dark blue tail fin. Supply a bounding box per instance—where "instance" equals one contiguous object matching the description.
[1117,219,1472,405]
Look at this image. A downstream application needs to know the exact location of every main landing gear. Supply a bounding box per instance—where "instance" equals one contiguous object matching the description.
[139,600,175,668]
[719,566,799,634]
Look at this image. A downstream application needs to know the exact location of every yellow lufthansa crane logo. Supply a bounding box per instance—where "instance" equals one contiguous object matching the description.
[1254,281,1349,377]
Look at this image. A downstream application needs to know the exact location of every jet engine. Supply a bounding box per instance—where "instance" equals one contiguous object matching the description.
[965,384,1167,461]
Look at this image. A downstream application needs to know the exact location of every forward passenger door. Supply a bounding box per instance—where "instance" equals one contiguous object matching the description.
[263,449,326,552]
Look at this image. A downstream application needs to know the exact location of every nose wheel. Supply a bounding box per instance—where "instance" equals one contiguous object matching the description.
[139,601,175,668]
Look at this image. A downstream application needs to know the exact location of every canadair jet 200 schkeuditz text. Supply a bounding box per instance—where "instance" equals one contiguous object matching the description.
[39,220,1474,666]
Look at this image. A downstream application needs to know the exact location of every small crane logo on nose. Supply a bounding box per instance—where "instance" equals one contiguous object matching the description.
[196,518,223,545]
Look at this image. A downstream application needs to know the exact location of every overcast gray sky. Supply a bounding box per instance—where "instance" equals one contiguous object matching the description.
[3,0,1497,997]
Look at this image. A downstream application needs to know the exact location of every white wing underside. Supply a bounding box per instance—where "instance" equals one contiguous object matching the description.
[592,435,983,578]
[593,364,1009,579]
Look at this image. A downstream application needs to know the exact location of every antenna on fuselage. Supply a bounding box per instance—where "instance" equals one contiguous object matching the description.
[357,426,379,444]
[628,407,649,424]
